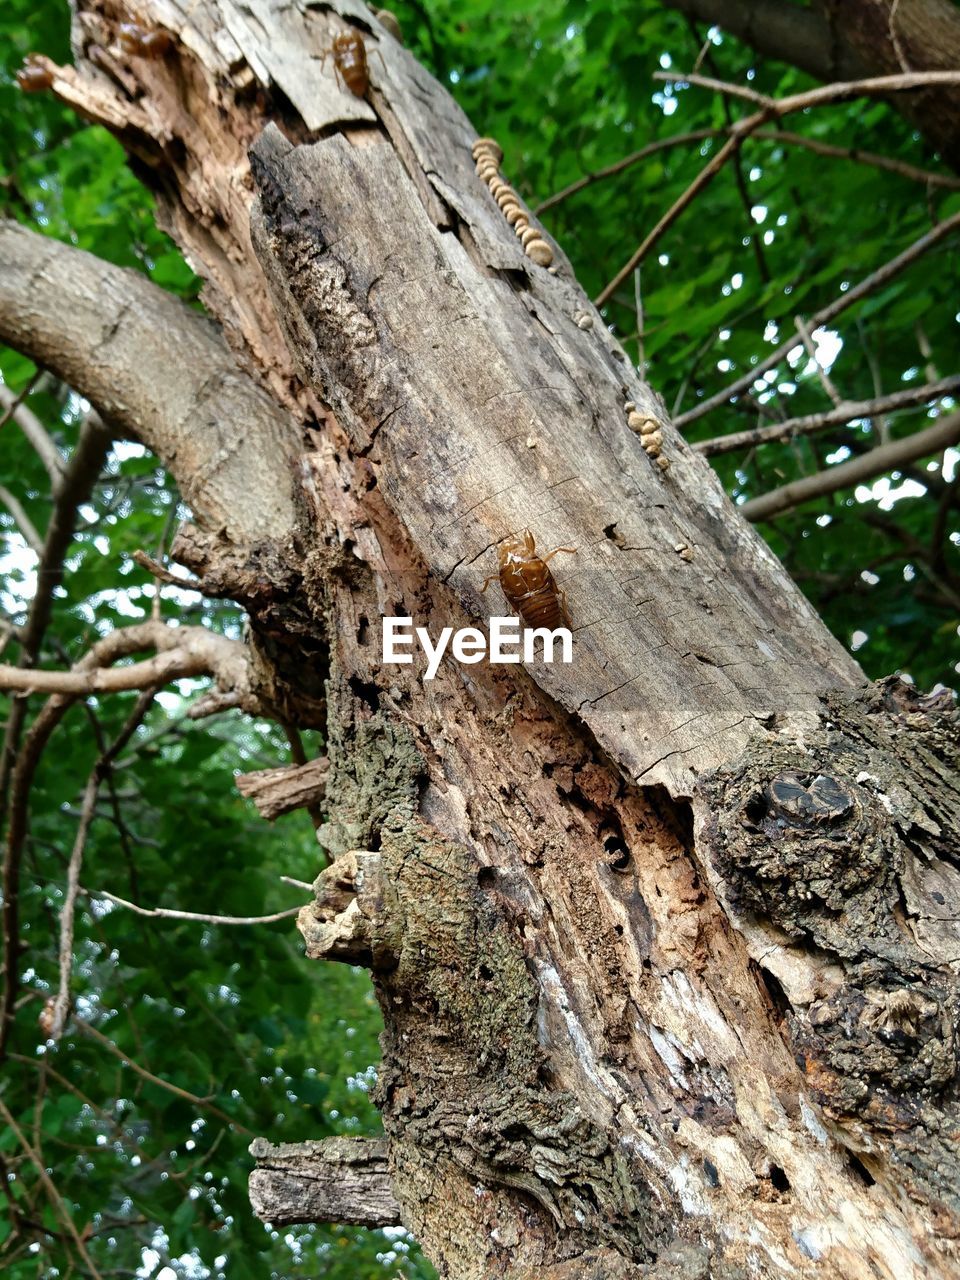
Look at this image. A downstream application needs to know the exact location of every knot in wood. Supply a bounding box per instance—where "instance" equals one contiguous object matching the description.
[767,771,855,828]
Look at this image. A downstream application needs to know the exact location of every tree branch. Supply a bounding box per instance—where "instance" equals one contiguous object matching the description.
[695,377,960,456]
[536,123,959,220]
[0,409,112,872]
[0,621,256,699]
[0,620,258,1058]
[0,383,64,487]
[596,69,960,308]
[0,220,297,545]
[676,209,960,428]
[0,1095,105,1279]
[0,484,43,555]
[90,890,304,927]
[48,692,155,1042]
[741,410,960,521]
[75,1020,254,1135]
[248,1136,402,1227]
[533,128,722,214]
[660,0,866,84]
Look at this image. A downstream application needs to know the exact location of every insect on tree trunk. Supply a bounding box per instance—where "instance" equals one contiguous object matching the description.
[6,2,960,1277]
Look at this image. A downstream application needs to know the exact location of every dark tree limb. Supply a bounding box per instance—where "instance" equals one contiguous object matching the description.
[248,1137,402,1227]
[661,0,866,83]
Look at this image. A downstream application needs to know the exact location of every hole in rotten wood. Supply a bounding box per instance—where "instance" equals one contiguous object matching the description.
[604,522,626,548]
[348,673,381,712]
[769,1164,790,1193]
[755,963,792,1023]
[847,1153,876,1187]
[357,615,370,645]
[477,866,497,889]
[600,818,631,871]
[703,1157,720,1187]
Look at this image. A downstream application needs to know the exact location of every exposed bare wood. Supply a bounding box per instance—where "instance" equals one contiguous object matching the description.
[248,1136,402,1227]
[235,757,330,820]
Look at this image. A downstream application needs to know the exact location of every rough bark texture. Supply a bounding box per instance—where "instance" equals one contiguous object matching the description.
[11,2,960,1277]
[248,1136,401,1226]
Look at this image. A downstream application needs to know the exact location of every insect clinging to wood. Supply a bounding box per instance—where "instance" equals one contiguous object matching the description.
[482,530,577,629]
[16,56,54,93]
[118,22,172,58]
[320,30,385,97]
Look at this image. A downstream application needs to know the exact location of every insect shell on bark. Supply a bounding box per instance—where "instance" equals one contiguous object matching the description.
[16,56,54,91]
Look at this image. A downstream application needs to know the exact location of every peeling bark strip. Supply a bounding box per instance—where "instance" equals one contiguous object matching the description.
[31,2,960,1277]
[248,1137,401,1227]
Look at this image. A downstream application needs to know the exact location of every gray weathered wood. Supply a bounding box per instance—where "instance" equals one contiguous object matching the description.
[249,1136,401,1226]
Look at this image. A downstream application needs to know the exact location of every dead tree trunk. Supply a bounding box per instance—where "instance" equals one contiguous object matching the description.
[3,2,959,1276]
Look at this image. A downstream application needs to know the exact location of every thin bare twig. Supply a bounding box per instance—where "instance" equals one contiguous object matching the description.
[660,68,960,114]
[634,268,646,378]
[0,1095,104,1279]
[754,129,960,192]
[794,315,842,406]
[74,1020,254,1135]
[695,376,960,456]
[595,69,960,308]
[1,620,250,1059]
[0,370,39,431]
[0,382,63,487]
[595,130,746,307]
[536,123,959,220]
[741,410,960,521]
[534,128,721,214]
[132,548,204,593]
[48,774,99,1042]
[280,876,314,891]
[90,889,303,927]
[676,210,960,429]
[0,411,111,819]
[0,484,43,555]
[49,692,154,1042]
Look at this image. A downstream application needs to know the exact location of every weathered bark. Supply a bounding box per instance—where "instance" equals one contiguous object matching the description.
[8,2,960,1277]
[236,757,329,820]
[664,0,960,171]
[248,1136,401,1226]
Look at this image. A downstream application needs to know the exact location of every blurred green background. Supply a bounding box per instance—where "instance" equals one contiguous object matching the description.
[0,0,957,1275]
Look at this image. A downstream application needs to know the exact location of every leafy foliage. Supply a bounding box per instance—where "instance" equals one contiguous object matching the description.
[1,0,958,1276]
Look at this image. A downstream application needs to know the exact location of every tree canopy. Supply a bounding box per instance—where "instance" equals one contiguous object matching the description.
[1,0,957,1276]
